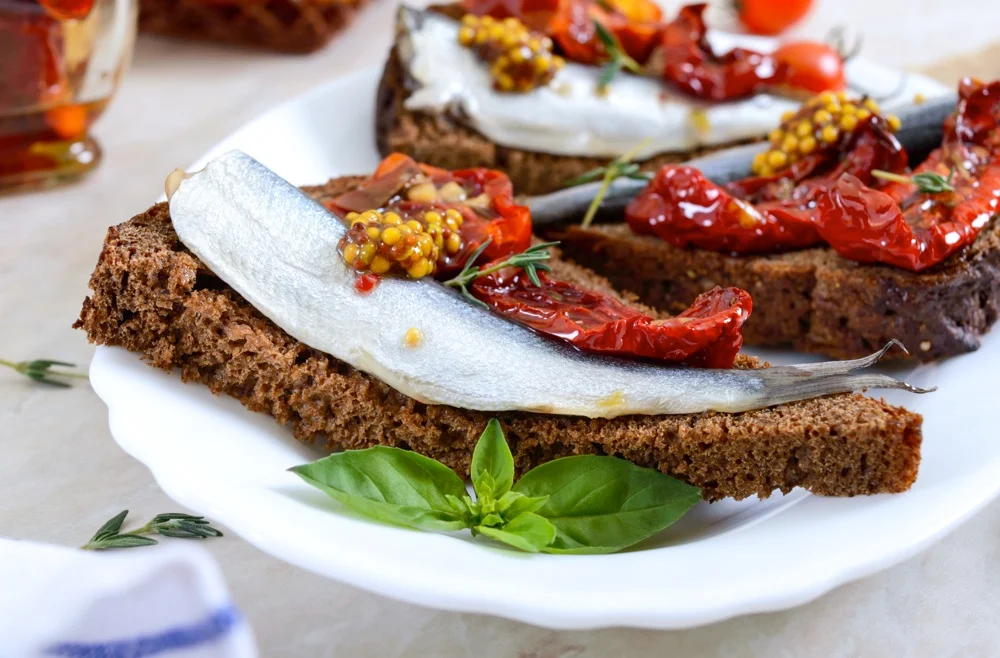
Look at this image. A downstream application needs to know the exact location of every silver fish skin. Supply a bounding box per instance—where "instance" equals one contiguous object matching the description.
[168,151,928,419]
[528,93,959,226]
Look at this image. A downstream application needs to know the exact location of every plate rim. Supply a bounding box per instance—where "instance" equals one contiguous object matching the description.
[89,65,997,630]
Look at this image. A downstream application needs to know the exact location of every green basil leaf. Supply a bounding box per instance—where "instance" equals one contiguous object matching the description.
[476,513,557,553]
[291,447,469,532]
[480,512,504,528]
[496,491,549,520]
[513,456,701,554]
[473,470,497,507]
[470,419,514,499]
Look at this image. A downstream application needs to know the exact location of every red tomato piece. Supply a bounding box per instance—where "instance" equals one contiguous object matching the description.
[772,41,846,93]
[736,0,812,36]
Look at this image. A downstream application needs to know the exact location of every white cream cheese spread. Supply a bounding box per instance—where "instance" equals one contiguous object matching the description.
[397,8,947,160]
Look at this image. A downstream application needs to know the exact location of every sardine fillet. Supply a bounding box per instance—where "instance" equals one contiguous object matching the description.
[75,176,923,500]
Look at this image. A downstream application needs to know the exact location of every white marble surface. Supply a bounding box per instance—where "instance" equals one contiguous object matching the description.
[2,1,1000,655]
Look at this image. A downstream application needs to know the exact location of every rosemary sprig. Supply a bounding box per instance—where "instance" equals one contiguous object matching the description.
[0,358,88,388]
[81,510,223,550]
[593,20,643,91]
[567,138,653,229]
[444,240,559,308]
[872,169,956,194]
[826,25,863,63]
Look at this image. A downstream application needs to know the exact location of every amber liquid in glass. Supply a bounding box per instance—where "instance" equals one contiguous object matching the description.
[0,0,134,192]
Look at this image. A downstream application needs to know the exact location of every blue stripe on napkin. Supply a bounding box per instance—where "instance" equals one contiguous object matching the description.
[45,604,241,658]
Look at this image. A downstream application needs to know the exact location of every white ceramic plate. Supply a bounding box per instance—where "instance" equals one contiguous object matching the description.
[91,66,1000,630]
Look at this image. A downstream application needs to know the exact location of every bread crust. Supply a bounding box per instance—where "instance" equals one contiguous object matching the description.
[75,177,922,501]
[552,218,1000,361]
[138,0,366,53]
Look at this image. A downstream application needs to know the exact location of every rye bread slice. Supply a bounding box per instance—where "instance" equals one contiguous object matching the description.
[374,5,752,196]
[551,216,1000,361]
[75,176,922,501]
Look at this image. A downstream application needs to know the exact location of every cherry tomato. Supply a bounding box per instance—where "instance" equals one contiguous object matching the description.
[772,41,845,93]
[736,0,812,35]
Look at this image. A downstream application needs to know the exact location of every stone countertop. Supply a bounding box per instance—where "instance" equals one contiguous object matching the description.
[3,1,1000,655]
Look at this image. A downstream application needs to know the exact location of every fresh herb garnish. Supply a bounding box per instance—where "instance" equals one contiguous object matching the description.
[0,358,87,387]
[566,139,653,229]
[81,510,223,550]
[593,20,643,92]
[443,240,558,308]
[872,168,956,194]
[290,419,701,554]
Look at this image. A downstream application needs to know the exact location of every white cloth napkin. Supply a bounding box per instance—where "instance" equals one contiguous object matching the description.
[0,538,257,658]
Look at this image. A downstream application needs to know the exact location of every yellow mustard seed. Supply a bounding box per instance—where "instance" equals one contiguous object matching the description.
[781,134,798,153]
[342,243,359,263]
[381,226,401,246]
[887,114,901,131]
[403,327,424,348]
[840,114,858,132]
[795,120,813,137]
[365,226,381,240]
[767,150,788,168]
[446,232,462,254]
[417,234,435,257]
[821,124,839,143]
[407,259,432,279]
[799,135,817,154]
[856,108,871,121]
[813,109,833,125]
[369,255,392,275]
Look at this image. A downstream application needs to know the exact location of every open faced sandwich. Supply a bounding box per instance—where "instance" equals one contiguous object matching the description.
[543,79,1000,361]
[377,2,944,195]
[76,147,929,502]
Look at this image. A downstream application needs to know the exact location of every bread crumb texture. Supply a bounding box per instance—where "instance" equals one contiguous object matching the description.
[75,177,922,501]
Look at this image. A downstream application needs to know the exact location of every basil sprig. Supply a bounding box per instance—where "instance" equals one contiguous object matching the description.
[291,419,701,554]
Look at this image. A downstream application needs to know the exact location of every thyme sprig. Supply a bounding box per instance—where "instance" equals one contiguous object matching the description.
[444,239,559,308]
[594,20,643,91]
[0,358,88,387]
[567,138,653,229]
[81,510,223,550]
[872,168,956,194]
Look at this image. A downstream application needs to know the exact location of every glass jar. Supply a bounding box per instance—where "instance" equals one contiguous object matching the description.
[0,0,137,192]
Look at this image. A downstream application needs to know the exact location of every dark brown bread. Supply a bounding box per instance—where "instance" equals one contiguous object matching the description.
[139,0,366,53]
[376,8,1000,361]
[75,177,922,501]
[552,219,1000,361]
[375,39,750,196]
